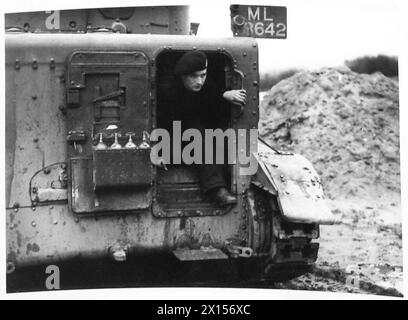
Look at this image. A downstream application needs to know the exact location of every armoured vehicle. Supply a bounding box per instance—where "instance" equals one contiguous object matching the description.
[5,5,337,291]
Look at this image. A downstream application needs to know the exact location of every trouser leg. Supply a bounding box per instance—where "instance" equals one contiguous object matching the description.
[191,123,227,194]
[198,164,226,194]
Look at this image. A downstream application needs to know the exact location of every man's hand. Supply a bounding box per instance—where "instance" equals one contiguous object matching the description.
[223,89,247,106]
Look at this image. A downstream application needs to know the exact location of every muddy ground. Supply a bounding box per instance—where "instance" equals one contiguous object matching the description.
[273,198,403,296]
[259,67,403,297]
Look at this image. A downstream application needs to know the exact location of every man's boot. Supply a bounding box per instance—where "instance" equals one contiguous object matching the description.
[210,187,237,207]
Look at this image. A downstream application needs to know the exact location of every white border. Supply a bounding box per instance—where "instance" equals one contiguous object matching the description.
[1,0,407,300]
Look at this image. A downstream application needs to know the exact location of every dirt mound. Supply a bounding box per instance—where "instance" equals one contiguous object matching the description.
[259,67,400,201]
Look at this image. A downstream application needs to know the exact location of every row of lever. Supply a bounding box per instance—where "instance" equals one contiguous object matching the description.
[94,132,150,150]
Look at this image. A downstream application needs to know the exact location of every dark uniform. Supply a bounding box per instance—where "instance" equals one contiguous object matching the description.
[159,75,228,193]
[157,50,238,206]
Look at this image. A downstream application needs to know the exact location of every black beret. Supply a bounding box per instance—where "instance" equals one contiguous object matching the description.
[174,51,207,75]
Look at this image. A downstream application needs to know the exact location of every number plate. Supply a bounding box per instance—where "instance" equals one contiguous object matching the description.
[230,5,287,39]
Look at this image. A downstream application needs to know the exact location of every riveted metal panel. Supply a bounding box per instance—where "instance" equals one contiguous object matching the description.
[254,140,339,225]
[5,56,66,209]
[5,33,255,269]
[66,51,152,214]
[6,206,241,268]
[93,149,152,189]
[5,6,190,35]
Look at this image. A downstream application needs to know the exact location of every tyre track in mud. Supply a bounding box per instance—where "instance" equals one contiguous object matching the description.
[271,265,403,297]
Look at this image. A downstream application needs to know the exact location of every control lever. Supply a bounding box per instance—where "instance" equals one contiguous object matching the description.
[93,89,124,103]
[138,131,151,149]
[95,133,108,150]
[125,133,137,149]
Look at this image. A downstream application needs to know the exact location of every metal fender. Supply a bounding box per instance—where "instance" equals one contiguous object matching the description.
[252,139,339,225]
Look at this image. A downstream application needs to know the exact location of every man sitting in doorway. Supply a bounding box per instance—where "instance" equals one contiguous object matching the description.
[160,50,247,206]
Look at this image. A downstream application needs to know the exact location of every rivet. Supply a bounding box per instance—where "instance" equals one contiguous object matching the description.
[74,217,79,223]
[243,52,247,56]
[15,59,20,70]
[253,81,258,86]
[59,105,67,115]
[49,58,55,69]
[32,59,38,70]
[215,210,220,215]
[31,206,36,211]
[31,221,36,227]
[49,205,54,209]
[53,220,58,225]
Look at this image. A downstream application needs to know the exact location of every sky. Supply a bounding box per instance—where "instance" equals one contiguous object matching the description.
[189,0,403,73]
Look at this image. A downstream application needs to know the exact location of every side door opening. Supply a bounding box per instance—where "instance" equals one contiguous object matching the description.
[154,50,236,217]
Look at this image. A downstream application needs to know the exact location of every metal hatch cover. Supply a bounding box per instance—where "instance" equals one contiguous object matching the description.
[253,142,339,225]
[66,51,152,214]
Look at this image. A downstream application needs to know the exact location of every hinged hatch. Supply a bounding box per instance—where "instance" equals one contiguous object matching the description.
[66,51,153,214]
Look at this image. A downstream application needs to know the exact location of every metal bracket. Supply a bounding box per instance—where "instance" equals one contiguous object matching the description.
[67,130,86,143]
[225,242,253,258]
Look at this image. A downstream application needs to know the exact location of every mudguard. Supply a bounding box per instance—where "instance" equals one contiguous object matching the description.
[252,140,339,225]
